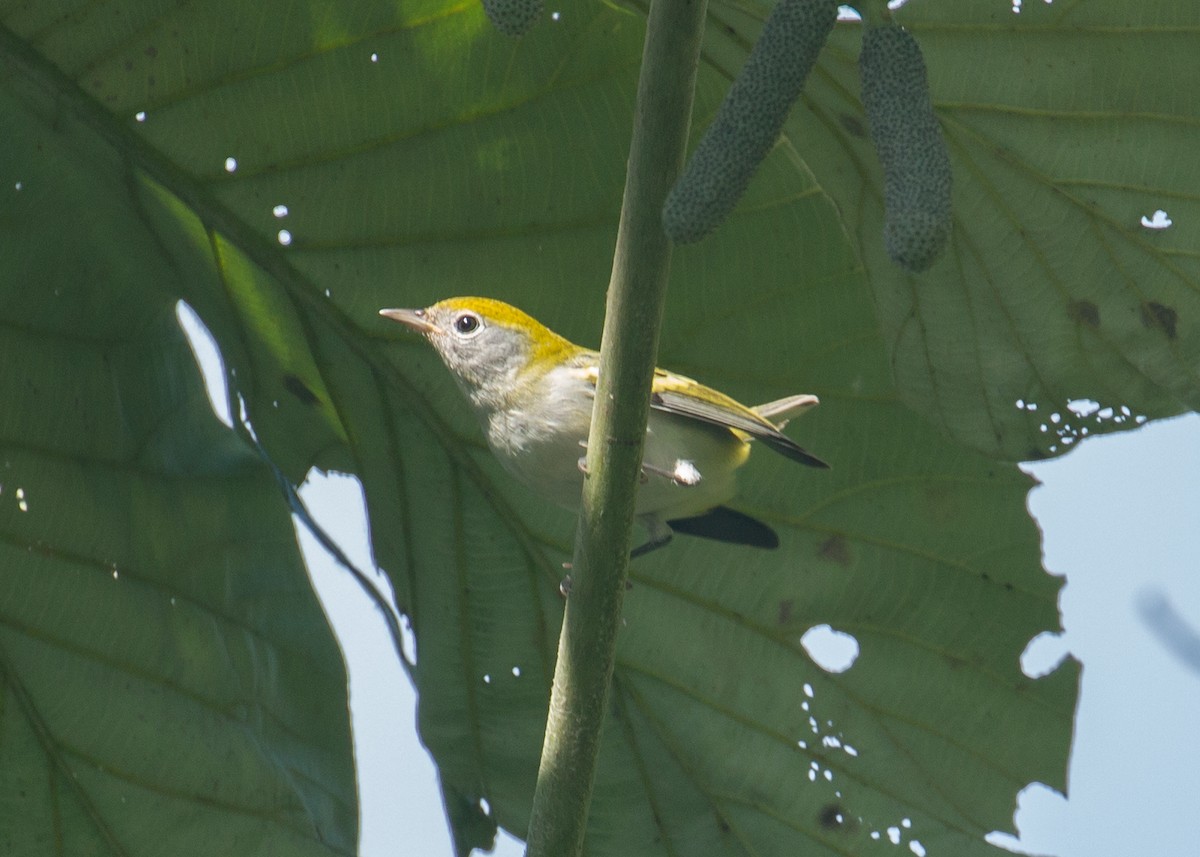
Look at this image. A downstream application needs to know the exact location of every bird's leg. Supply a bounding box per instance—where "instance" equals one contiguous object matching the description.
[564,518,672,580]
[629,516,674,559]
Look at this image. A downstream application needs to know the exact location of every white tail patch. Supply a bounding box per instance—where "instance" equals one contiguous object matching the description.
[672,459,702,486]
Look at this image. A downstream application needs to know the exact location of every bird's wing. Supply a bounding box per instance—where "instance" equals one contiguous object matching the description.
[650,370,829,469]
[578,361,828,469]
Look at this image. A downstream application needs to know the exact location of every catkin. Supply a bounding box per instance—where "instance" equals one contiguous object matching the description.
[663,0,840,244]
[481,0,542,36]
[859,24,953,272]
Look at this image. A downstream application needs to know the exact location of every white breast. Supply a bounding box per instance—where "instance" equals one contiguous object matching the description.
[480,364,746,520]
[484,365,596,509]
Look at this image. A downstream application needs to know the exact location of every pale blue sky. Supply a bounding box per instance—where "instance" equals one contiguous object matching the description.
[1011,414,1200,857]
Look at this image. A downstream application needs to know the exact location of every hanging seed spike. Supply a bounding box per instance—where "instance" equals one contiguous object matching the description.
[663,0,841,244]
[482,0,543,36]
[859,23,953,272]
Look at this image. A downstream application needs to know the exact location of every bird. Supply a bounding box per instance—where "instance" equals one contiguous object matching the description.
[379,297,827,556]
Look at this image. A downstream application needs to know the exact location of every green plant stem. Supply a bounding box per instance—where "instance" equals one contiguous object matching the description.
[522,0,709,855]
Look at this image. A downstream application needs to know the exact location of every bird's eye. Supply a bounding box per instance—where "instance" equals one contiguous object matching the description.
[453,312,481,336]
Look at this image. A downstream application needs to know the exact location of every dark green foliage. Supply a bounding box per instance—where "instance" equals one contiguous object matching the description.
[482,0,543,36]
[663,0,840,243]
[860,23,953,272]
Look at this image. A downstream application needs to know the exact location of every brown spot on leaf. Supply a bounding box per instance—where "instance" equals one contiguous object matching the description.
[818,803,855,831]
[777,599,794,625]
[840,114,866,138]
[1068,299,1100,328]
[944,651,968,670]
[283,373,320,406]
[1140,301,1178,339]
[144,45,158,58]
[818,535,851,567]
[922,483,957,524]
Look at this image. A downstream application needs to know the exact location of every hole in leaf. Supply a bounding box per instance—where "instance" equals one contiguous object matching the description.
[801,625,860,673]
[399,614,416,665]
[177,301,233,428]
[1140,209,1172,229]
[1021,630,1070,679]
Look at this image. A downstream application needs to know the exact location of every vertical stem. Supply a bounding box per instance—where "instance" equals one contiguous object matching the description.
[523,1,709,855]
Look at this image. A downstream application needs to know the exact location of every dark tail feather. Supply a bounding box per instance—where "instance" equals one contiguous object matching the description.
[667,506,779,549]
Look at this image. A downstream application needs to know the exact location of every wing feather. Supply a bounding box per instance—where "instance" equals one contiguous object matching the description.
[579,361,829,469]
[650,372,829,469]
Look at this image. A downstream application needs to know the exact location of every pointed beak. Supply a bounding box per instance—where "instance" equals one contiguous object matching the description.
[379,307,436,335]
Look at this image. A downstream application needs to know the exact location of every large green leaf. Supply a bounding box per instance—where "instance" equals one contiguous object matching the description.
[0,71,355,855]
[15,0,1194,853]
[780,0,1200,460]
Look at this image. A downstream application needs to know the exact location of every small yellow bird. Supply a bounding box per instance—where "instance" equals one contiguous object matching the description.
[380,297,827,556]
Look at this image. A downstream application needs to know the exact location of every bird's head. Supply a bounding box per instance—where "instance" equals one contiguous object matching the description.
[379,297,579,408]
